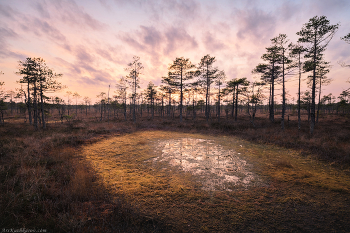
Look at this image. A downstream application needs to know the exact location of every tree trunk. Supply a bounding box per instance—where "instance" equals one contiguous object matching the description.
[33,80,38,130]
[281,48,285,130]
[231,88,235,118]
[316,76,322,123]
[40,83,46,129]
[218,84,221,122]
[310,33,317,135]
[270,61,275,123]
[235,85,239,121]
[27,81,32,125]
[205,63,209,122]
[298,52,301,130]
[180,68,183,122]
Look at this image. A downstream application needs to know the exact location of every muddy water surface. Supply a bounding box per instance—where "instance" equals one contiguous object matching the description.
[152,138,261,191]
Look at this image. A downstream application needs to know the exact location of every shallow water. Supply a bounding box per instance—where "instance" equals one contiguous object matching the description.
[152,138,260,191]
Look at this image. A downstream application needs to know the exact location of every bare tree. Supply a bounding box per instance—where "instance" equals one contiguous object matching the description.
[97,92,106,121]
[215,71,226,122]
[115,76,128,121]
[145,82,157,120]
[125,56,143,122]
[73,92,81,118]
[83,96,91,116]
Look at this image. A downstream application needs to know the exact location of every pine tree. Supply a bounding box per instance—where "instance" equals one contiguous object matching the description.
[162,57,195,122]
[297,15,339,135]
[125,56,143,122]
[197,55,218,122]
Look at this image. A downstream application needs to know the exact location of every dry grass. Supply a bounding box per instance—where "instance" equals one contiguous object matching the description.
[79,131,350,232]
[0,112,350,232]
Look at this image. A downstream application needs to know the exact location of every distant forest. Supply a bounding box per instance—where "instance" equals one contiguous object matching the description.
[0,15,349,134]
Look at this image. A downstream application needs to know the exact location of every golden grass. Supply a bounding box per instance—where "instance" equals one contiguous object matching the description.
[79,130,350,231]
[2,113,350,232]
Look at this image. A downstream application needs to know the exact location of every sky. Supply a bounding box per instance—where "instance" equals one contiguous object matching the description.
[0,0,349,104]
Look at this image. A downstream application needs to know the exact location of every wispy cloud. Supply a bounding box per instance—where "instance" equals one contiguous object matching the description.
[164,27,198,55]
[202,32,226,52]
[0,27,24,59]
[234,8,276,44]
[51,0,107,31]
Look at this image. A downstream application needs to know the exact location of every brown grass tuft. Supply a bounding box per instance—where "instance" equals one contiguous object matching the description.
[274,160,294,169]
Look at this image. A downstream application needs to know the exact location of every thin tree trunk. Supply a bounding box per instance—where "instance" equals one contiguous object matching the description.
[235,85,238,121]
[316,76,322,123]
[180,68,183,122]
[310,33,317,135]
[40,83,46,129]
[298,52,301,130]
[281,48,285,130]
[218,84,221,122]
[27,81,32,125]
[33,79,38,130]
[270,61,275,123]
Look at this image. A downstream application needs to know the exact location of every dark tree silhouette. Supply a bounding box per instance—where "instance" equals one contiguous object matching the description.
[0,75,6,126]
[17,57,63,129]
[289,43,306,130]
[253,44,282,123]
[297,15,339,135]
[145,81,157,120]
[125,56,143,122]
[215,71,226,122]
[163,57,195,122]
[272,34,292,130]
[341,33,350,44]
[115,76,128,121]
[198,54,218,122]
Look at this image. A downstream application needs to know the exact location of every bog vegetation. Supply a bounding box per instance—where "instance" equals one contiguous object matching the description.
[0,15,350,232]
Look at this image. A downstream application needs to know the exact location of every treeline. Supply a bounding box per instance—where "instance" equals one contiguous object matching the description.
[0,15,349,133]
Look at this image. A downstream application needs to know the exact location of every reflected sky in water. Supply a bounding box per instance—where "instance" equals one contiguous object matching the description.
[153,138,259,191]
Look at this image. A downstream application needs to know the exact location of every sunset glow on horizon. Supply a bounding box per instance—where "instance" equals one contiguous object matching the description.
[0,0,349,103]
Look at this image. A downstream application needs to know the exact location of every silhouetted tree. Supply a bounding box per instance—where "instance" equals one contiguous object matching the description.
[163,57,195,122]
[65,91,72,116]
[17,58,35,125]
[0,75,7,125]
[125,56,143,122]
[97,92,106,121]
[145,81,157,120]
[115,76,128,121]
[253,43,282,123]
[215,71,226,122]
[341,33,350,44]
[160,83,174,118]
[228,78,249,121]
[247,81,265,126]
[340,33,350,67]
[198,54,219,122]
[272,34,292,130]
[17,58,63,129]
[297,15,339,135]
[83,96,91,116]
[73,92,81,117]
[306,61,331,123]
[289,43,306,130]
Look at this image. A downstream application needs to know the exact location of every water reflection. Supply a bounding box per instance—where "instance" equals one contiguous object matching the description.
[153,138,259,191]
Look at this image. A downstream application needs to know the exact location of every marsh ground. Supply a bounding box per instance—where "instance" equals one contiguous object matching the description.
[1,113,350,232]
